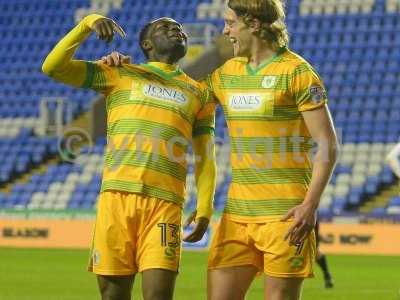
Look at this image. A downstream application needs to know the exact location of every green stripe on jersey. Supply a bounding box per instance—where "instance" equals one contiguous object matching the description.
[104,150,186,182]
[219,74,290,90]
[231,136,313,154]
[232,168,312,184]
[222,105,301,121]
[82,62,107,91]
[292,63,312,78]
[107,119,189,151]
[82,62,95,89]
[101,180,185,204]
[224,198,303,216]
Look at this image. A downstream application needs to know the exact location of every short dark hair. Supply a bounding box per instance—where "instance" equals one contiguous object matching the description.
[139,22,154,59]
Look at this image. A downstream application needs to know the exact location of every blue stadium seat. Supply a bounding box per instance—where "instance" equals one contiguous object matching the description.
[370,207,387,218]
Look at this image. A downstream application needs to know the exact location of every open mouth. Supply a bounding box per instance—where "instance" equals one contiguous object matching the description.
[169,33,186,42]
[229,37,237,45]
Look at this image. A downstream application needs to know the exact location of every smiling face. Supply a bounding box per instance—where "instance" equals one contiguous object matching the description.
[223,7,253,57]
[142,18,188,62]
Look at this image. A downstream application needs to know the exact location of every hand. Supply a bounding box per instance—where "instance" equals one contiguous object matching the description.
[281,202,317,246]
[183,210,209,243]
[100,51,132,66]
[92,17,126,43]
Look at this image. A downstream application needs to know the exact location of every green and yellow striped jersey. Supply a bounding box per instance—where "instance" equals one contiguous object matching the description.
[82,61,215,205]
[207,47,327,222]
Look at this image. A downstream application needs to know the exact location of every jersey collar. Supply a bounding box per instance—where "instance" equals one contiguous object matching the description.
[141,62,183,80]
[246,46,287,75]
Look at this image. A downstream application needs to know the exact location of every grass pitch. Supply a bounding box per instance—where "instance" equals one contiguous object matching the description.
[0,248,399,300]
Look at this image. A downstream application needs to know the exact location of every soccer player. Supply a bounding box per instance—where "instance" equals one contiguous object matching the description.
[205,1,338,299]
[101,1,338,298]
[42,14,216,300]
[315,221,334,288]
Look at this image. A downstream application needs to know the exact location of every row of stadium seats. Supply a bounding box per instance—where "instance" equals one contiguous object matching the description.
[3,12,399,37]
[289,16,400,32]
[0,0,97,118]
[387,0,400,12]
[291,35,400,50]
[0,130,58,184]
[197,0,400,20]
[0,146,104,209]
[0,118,40,137]
[300,0,375,15]
[319,143,396,216]
[383,196,400,214]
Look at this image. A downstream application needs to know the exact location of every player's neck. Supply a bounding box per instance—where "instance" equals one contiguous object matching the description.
[247,39,276,69]
[149,53,178,66]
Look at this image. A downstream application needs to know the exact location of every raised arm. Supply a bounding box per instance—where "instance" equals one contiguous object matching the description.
[42,14,125,87]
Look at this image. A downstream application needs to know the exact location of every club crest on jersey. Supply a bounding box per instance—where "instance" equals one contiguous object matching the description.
[261,76,277,89]
[229,94,262,111]
[143,84,187,104]
[309,85,326,104]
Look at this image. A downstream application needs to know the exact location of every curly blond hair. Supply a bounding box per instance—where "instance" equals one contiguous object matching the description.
[228,0,289,49]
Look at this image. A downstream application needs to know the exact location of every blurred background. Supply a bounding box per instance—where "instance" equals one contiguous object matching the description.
[0,0,400,299]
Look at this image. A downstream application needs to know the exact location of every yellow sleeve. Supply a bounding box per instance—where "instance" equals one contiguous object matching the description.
[192,134,216,220]
[42,14,117,92]
[204,71,220,104]
[290,62,328,112]
[192,88,216,137]
[191,87,217,220]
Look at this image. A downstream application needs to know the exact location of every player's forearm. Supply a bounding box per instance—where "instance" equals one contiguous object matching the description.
[42,14,104,86]
[304,140,339,210]
[195,159,216,220]
[193,135,216,220]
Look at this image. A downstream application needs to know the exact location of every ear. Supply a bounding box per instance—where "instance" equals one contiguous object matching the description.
[141,39,153,52]
[248,18,262,33]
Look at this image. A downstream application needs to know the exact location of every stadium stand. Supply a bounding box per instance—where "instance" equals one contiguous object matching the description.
[0,0,399,221]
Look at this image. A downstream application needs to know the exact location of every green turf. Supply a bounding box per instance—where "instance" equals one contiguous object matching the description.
[0,248,399,300]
